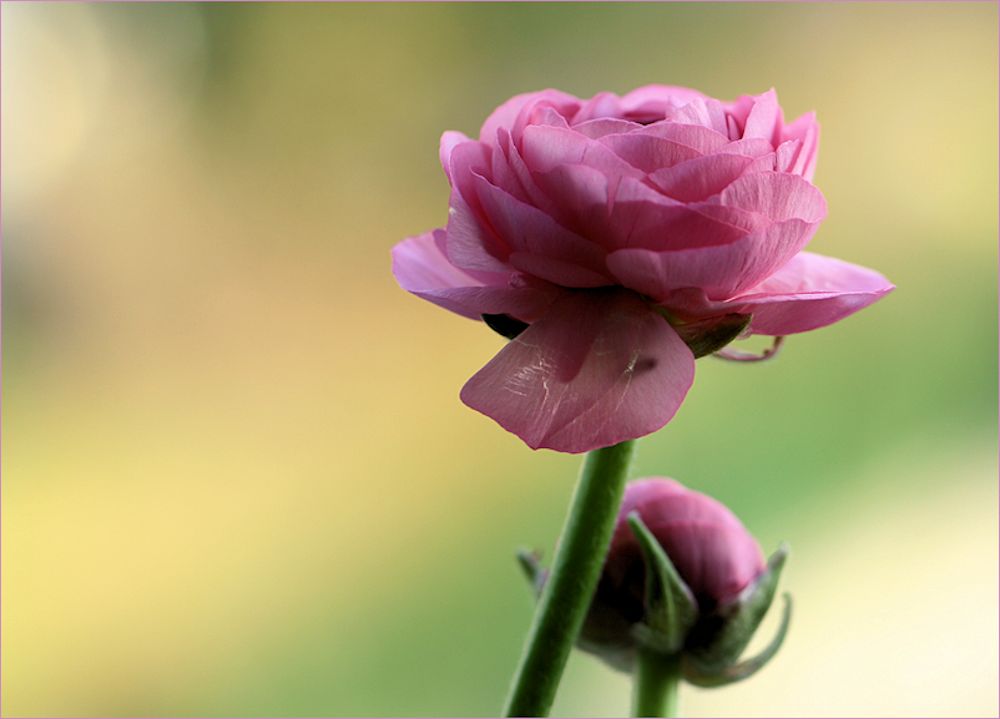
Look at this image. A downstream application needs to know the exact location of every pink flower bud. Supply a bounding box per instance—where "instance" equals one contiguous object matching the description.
[580,478,767,668]
[607,478,765,606]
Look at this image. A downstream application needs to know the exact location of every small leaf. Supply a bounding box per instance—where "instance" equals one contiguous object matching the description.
[516,548,546,596]
[683,593,792,687]
[627,512,699,654]
[688,543,789,671]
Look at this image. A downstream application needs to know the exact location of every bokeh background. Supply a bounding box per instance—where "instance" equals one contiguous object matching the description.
[2,3,997,717]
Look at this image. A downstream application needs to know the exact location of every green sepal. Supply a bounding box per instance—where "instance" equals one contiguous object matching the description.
[683,593,792,687]
[688,542,789,671]
[626,512,699,654]
[664,312,752,359]
[516,548,546,597]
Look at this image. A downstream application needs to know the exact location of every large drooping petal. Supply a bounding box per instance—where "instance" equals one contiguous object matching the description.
[720,252,895,335]
[460,290,695,453]
[392,230,561,322]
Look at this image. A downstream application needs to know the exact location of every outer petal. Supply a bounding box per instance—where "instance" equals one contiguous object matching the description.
[445,189,512,273]
[619,85,710,114]
[741,88,782,145]
[721,252,895,334]
[479,89,581,144]
[607,218,818,300]
[447,139,493,209]
[571,91,625,124]
[520,124,643,179]
[599,133,702,173]
[391,230,562,321]
[719,172,827,223]
[460,290,695,453]
[472,174,612,287]
[637,121,730,154]
[572,117,643,139]
[532,168,753,253]
[439,131,471,184]
[648,153,756,202]
[782,111,820,181]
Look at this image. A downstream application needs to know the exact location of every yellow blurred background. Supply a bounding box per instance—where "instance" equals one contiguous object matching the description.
[2,3,997,717]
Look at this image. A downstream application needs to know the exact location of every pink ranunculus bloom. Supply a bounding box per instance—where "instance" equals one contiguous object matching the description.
[392,86,894,453]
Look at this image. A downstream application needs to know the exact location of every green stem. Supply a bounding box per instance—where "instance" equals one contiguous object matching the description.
[632,650,681,718]
[503,440,637,717]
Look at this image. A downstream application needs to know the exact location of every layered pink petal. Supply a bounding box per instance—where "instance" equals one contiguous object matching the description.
[619,85,711,118]
[392,230,561,321]
[479,89,580,145]
[664,97,730,135]
[572,117,643,139]
[741,88,781,144]
[439,131,471,184]
[607,218,818,300]
[721,252,895,334]
[520,124,642,179]
[613,179,775,254]
[775,139,802,173]
[532,169,758,253]
[782,111,820,181]
[719,172,827,223]
[648,153,756,202]
[637,121,730,154]
[444,189,511,273]
[497,127,557,214]
[724,137,775,159]
[460,290,695,453]
[571,91,624,124]
[599,133,702,173]
[472,174,612,286]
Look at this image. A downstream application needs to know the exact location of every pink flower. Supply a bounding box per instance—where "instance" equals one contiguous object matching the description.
[392,86,894,453]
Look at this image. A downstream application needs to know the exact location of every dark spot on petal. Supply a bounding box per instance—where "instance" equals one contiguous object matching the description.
[634,357,658,374]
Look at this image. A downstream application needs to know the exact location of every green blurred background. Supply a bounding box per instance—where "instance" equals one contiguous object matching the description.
[2,2,997,717]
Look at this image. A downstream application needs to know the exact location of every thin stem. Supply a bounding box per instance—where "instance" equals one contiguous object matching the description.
[632,650,681,718]
[503,440,637,717]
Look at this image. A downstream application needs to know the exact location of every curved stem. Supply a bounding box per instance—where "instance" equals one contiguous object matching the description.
[632,650,681,717]
[503,440,637,717]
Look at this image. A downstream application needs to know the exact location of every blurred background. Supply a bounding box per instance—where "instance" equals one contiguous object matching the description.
[2,3,997,717]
